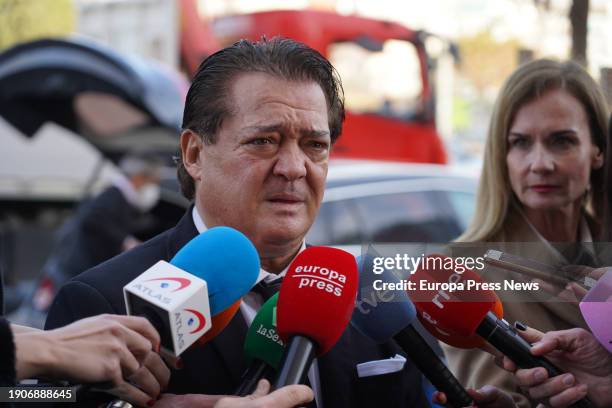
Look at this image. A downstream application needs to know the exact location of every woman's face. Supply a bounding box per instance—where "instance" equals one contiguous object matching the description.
[506,88,603,213]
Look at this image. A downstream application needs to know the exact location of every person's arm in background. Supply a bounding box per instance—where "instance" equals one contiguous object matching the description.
[498,326,612,408]
[436,325,612,408]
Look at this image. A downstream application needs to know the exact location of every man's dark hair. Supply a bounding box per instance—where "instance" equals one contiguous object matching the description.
[177,37,345,200]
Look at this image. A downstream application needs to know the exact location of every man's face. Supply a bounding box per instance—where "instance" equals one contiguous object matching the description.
[184,72,330,258]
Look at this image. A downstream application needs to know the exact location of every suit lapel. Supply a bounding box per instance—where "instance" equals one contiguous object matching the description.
[317,326,355,407]
[209,310,249,385]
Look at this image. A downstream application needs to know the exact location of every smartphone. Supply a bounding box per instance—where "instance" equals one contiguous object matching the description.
[483,250,571,287]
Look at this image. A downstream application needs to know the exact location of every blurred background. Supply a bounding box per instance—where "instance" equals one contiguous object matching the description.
[1,0,611,326]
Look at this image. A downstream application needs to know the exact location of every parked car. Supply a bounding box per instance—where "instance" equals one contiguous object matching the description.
[307,160,478,249]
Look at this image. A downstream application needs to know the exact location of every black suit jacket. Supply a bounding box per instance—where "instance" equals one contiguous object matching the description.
[44,186,138,282]
[46,209,429,407]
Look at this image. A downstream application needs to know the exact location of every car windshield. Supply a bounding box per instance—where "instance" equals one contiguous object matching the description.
[328,39,423,120]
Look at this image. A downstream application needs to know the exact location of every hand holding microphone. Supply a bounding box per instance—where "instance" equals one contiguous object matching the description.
[13,314,167,407]
[106,227,260,407]
[410,254,595,408]
[495,325,612,408]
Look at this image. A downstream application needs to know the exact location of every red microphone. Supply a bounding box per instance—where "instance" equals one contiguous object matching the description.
[274,246,358,387]
[410,254,594,408]
[411,254,504,348]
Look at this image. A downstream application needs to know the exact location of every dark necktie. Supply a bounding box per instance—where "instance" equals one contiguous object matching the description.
[251,277,283,301]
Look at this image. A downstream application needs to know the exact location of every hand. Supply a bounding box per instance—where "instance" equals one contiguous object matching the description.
[153,380,313,408]
[496,325,612,407]
[14,314,165,407]
[534,266,608,305]
[215,380,313,408]
[152,393,224,408]
[115,350,170,405]
[432,385,517,408]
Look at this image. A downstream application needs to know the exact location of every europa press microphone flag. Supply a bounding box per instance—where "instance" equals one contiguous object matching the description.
[274,246,358,387]
[410,254,595,408]
[123,226,260,357]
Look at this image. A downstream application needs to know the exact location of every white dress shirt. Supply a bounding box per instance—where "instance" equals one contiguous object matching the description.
[192,206,323,407]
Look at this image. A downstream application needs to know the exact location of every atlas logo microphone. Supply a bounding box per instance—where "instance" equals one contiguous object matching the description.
[124,260,212,356]
[123,226,261,357]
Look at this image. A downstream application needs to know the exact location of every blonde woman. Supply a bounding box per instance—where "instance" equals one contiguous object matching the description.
[446,59,610,407]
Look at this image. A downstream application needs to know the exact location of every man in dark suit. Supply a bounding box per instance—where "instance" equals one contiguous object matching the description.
[33,153,163,314]
[46,37,429,407]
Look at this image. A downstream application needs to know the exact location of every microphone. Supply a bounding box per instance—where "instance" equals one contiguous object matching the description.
[579,271,612,352]
[235,293,284,396]
[170,226,260,314]
[274,246,358,387]
[196,299,242,346]
[413,254,504,349]
[124,226,260,356]
[351,253,473,408]
[411,254,594,408]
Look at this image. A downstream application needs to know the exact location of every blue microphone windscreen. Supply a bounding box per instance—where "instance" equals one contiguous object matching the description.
[351,252,416,343]
[170,226,260,314]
